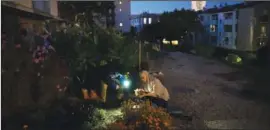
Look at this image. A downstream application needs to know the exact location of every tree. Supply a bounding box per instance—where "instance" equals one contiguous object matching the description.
[130,26,137,37]
[140,10,202,42]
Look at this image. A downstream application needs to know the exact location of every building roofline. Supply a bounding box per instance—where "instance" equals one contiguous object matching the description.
[199,2,266,14]
[2,1,64,21]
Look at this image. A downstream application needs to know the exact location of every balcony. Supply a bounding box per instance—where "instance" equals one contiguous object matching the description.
[223,19,233,25]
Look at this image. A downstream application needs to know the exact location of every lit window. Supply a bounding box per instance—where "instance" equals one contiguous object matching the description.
[119,8,122,12]
[119,23,123,27]
[143,18,147,24]
[162,38,170,44]
[148,18,152,24]
[261,26,266,36]
[171,40,178,45]
[210,25,216,32]
[119,1,122,4]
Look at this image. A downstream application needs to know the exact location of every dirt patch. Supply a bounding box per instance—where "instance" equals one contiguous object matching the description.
[204,61,216,65]
[172,87,195,94]
[221,86,270,104]
[214,71,246,81]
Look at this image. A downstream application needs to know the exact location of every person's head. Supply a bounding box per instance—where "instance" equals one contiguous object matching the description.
[139,70,149,83]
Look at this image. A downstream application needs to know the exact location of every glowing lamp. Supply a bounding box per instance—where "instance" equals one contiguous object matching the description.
[122,80,131,88]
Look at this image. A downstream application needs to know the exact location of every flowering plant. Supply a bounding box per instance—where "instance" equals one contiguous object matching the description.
[108,99,172,130]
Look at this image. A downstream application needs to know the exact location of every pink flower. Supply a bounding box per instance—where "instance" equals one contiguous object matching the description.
[40,57,45,61]
[33,58,39,64]
[56,84,60,89]
[15,44,21,48]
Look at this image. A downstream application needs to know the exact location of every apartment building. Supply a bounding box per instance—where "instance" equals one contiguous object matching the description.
[131,12,160,32]
[199,7,238,49]
[2,0,61,45]
[114,0,131,32]
[198,2,270,52]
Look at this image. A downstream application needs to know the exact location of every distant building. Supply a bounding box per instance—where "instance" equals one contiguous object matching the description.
[130,12,160,32]
[198,2,270,52]
[114,0,131,32]
[192,1,206,11]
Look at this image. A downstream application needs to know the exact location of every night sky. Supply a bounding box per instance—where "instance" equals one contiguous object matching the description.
[131,1,243,15]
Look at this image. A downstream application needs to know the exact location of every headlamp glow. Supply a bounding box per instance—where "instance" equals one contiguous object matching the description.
[122,80,131,88]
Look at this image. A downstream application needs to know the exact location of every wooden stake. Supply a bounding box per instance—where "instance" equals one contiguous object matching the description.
[138,42,141,71]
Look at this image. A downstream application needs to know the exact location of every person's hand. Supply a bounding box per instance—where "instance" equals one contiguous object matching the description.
[134,88,144,96]
[138,94,146,98]
[116,85,120,90]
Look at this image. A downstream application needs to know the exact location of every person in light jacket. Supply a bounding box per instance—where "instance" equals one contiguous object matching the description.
[137,70,170,109]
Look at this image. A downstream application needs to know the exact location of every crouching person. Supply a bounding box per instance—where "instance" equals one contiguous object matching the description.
[137,70,170,109]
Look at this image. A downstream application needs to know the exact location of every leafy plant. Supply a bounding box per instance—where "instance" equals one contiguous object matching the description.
[82,108,123,130]
[53,16,140,97]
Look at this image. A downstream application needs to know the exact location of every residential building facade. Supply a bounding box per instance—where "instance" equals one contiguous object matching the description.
[2,0,60,45]
[114,0,131,32]
[131,12,160,32]
[198,2,270,52]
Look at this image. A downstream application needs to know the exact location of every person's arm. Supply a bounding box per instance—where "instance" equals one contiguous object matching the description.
[140,79,163,98]
[139,81,158,98]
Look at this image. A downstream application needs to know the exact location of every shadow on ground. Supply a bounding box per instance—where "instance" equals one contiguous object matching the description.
[215,68,270,105]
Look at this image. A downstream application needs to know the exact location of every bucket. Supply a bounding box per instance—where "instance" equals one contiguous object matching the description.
[81,88,89,100]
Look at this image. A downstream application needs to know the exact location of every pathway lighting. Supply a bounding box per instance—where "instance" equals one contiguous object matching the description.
[171,40,178,45]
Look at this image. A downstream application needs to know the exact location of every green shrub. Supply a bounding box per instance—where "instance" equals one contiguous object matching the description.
[225,53,243,65]
[194,44,215,58]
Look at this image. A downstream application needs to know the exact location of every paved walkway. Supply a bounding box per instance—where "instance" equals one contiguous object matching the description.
[154,52,270,129]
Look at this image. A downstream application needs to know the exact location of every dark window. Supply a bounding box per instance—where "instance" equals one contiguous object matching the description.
[236,11,239,19]
[220,20,222,23]
[212,14,218,20]
[259,15,268,23]
[224,13,233,19]
[200,16,204,21]
[211,36,217,43]
[224,25,232,32]
[235,24,238,32]
[224,37,229,44]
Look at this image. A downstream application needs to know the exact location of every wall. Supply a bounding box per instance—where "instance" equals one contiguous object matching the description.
[16,0,32,8]
[217,11,237,49]
[236,7,254,51]
[253,3,270,51]
[49,1,58,17]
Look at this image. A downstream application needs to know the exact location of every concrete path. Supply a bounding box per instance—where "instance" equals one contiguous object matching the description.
[154,52,270,129]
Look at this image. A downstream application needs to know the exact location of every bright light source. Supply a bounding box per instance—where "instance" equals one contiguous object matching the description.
[162,38,170,44]
[119,23,123,27]
[119,8,122,12]
[119,1,122,4]
[171,40,179,45]
[75,23,80,27]
[143,18,147,24]
[148,18,152,24]
[123,80,130,88]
